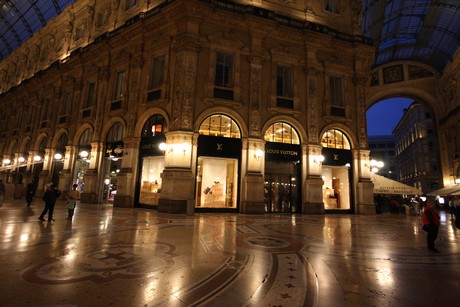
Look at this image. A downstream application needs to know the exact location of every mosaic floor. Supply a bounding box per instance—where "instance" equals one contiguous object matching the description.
[0,198,459,306]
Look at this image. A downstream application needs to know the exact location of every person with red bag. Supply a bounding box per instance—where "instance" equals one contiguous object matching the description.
[422,199,441,252]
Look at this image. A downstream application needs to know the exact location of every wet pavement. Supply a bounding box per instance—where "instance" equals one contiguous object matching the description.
[0,199,459,306]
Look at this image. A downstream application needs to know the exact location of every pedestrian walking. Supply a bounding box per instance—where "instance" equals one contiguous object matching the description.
[25,180,38,207]
[422,199,441,252]
[38,184,61,222]
[0,179,5,206]
[66,184,81,220]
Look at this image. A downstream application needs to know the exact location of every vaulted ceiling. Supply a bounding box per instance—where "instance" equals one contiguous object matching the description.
[1,0,460,73]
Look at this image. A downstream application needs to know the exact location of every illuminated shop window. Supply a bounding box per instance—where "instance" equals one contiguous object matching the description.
[264,122,300,144]
[199,114,240,138]
[321,129,350,149]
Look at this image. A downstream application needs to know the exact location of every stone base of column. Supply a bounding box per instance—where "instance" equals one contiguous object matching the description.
[356,179,375,215]
[81,192,99,204]
[240,172,265,213]
[303,176,325,214]
[157,168,194,214]
[114,195,133,208]
[240,201,266,214]
[158,199,189,214]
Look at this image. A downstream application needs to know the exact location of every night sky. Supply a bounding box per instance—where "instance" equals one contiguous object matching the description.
[366,98,413,136]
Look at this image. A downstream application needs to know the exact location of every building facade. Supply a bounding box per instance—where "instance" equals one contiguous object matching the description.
[0,0,377,214]
[368,135,397,180]
[393,102,442,194]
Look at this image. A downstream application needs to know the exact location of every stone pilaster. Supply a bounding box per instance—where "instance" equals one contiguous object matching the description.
[303,144,325,214]
[113,137,140,208]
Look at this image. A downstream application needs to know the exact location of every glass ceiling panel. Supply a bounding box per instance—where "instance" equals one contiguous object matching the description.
[363,0,460,72]
[1,0,460,75]
[0,0,75,61]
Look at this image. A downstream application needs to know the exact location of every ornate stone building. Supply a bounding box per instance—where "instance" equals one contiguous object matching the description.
[0,0,377,214]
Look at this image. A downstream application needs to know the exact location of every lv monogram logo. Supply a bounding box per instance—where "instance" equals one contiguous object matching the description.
[217,143,223,150]
[334,154,339,160]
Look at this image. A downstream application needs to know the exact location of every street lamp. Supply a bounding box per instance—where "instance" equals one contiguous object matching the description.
[370,159,384,173]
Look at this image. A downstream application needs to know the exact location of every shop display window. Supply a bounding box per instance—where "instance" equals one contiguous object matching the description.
[322,167,350,210]
[196,157,237,208]
[139,156,164,206]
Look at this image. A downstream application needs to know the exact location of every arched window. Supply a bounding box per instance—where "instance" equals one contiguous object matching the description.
[79,129,93,146]
[199,114,240,138]
[38,138,47,156]
[264,122,300,144]
[321,129,351,149]
[56,134,68,153]
[107,122,124,142]
[142,115,166,137]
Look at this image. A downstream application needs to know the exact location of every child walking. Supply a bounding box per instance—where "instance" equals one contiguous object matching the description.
[66,184,81,221]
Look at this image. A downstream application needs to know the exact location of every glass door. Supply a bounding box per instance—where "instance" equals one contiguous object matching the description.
[264,161,299,213]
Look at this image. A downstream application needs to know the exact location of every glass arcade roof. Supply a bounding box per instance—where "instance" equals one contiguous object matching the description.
[362,0,460,72]
[1,1,460,73]
[0,0,76,61]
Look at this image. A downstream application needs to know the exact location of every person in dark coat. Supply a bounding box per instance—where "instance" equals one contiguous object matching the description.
[38,184,61,222]
[422,199,441,252]
[25,180,38,207]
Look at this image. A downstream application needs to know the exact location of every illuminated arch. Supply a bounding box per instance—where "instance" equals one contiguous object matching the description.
[199,114,241,138]
[264,122,300,144]
[321,129,351,150]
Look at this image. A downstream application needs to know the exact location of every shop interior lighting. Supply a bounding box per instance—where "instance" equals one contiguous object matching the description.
[18,157,26,163]
[33,155,42,162]
[3,158,11,165]
[54,153,63,160]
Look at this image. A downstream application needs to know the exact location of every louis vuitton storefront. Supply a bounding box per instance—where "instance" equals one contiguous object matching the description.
[195,114,241,212]
[321,129,354,213]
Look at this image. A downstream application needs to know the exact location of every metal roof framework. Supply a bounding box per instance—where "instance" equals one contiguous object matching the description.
[0,0,75,62]
[1,1,460,72]
[362,0,460,72]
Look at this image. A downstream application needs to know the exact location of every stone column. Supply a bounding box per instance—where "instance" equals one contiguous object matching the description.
[354,77,375,215]
[355,149,375,214]
[303,68,324,214]
[58,145,78,198]
[303,144,325,214]
[240,54,266,213]
[80,141,104,203]
[158,34,200,214]
[113,54,142,208]
[114,137,140,208]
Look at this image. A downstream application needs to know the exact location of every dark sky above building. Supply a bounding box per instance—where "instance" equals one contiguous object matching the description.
[366,98,413,136]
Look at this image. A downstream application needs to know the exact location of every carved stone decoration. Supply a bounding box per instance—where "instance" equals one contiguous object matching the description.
[357,86,367,148]
[171,54,184,131]
[249,56,264,138]
[180,54,197,131]
[127,61,142,135]
[307,69,318,143]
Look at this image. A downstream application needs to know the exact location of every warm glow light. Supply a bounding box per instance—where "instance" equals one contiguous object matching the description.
[80,150,89,158]
[54,153,63,160]
[3,159,11,165]
[33,155,42,162]
[159,143,167,151]
[18,157,25,163]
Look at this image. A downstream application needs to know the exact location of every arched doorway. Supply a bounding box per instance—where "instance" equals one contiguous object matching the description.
[73,128,92,192]
[136,114,166,208]
[51,134,67,185]
[102,122,124,203]
[195,114,241,211]
[320,129,353,212]
[263,122,301,213]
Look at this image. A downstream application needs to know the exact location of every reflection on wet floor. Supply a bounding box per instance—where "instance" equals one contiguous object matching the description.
[0,199,459,306]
